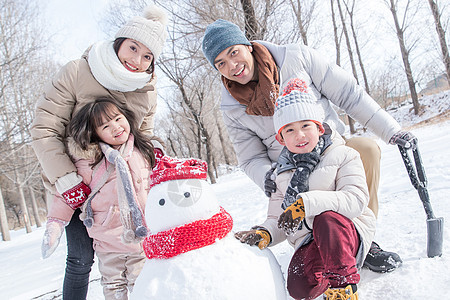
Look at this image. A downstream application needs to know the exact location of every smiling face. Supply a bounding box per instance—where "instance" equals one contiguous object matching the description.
[117,39,153,73]
[214,44,257,85]
[95,110,131,147]
[276,120,324,154]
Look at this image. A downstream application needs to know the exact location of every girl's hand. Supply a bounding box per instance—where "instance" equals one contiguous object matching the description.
[41,218,68,259]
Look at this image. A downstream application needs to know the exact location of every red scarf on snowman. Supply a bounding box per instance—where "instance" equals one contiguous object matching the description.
[144,155,233,259]
[143,207,233,259]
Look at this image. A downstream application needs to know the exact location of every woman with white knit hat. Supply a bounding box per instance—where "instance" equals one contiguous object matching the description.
[31,5,167,300]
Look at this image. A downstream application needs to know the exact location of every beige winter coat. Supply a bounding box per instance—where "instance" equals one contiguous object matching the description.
[31,49,157,189]
[259,130,376,267]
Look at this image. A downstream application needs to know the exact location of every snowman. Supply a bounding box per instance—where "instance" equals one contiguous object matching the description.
[131,156,287,300]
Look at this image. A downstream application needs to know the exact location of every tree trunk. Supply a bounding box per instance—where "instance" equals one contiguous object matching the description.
[428,0,450,86]
[336,0,357,133]
[240,0,259,40]
[330,0,341,66]
[290,0,308,45]
[29,187,42,228]
[0,187,11,241]
[167,136,179,157]
[343,0,370,94]
[178,85,216,183]
[215,111,233,165]
[17,183,32,233]
[388,0,420,115]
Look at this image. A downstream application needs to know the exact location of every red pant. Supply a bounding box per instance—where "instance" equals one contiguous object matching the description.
[287,211,361,300]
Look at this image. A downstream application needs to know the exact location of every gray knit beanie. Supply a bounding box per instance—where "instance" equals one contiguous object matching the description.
[115,5,168,60]
[202,19,251,69]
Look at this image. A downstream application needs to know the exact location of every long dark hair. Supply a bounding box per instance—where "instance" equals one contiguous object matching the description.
[113,37,154,74]
[68,97,156,168]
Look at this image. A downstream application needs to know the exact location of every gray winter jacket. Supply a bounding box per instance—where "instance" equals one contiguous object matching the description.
[220,41,401,190]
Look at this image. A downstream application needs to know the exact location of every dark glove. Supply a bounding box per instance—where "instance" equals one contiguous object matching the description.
[61,182,91,209]
[235,229,271,250]
[389,130,417,149]
[264,163,277,197]
[278,197,305,235]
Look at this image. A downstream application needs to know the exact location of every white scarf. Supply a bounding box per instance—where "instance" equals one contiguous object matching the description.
[88,40,152,92]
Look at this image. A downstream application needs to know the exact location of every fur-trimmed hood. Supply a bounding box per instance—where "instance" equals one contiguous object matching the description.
[66,137,101,161]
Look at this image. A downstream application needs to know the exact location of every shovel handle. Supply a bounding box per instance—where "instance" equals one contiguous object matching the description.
[398,144,435,220]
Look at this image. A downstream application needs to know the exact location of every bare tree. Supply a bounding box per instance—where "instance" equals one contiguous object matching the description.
[289,0,317,45]
[214,109,236,166]
[0,0,53,233]
[385,0,420,114]
[330,0,342,65]
[428,0,450,86]
[336,0,357,133]
[342,0,370,94]
[0,187,10,241]
[240,0,260,40]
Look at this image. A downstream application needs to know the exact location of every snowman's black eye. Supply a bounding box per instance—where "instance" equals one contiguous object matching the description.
[184,192,191,198]
[159,199,165,206]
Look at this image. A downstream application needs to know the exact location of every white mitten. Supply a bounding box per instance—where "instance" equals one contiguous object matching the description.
[41,218,68,259]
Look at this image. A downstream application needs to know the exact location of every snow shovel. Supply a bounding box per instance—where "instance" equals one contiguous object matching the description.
[398,143,444,258]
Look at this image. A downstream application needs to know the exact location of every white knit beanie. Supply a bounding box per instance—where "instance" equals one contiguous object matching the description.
[115,5,168,60]
[273,78,325,134]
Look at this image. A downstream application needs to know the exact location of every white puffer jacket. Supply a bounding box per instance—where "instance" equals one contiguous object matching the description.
[259,130,376,267]
[220,41,401,190]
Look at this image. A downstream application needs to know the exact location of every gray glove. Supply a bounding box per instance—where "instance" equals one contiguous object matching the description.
[264,163,277,197]
[389,130,417,149]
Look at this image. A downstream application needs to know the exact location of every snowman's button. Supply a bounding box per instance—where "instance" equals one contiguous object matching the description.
[184,192,191,198]
[159,199,165,206]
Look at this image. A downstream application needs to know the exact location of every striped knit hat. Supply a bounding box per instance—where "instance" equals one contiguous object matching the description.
[273,78,325,134]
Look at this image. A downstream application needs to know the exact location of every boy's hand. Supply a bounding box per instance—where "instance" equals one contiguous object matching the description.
[278,197,305,235]
[235,229,271,250]
[41,218,68,259]
[264,163,277,197]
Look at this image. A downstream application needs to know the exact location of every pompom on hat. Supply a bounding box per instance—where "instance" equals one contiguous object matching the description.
[149,156,208,189]
[202,19,251,69]
[273,78,325,134]
[115,5,168,60]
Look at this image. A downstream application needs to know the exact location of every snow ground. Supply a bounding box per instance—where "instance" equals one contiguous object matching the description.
[1,90,449,299]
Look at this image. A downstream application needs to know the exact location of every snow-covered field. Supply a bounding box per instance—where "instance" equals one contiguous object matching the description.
[1,90,449,299]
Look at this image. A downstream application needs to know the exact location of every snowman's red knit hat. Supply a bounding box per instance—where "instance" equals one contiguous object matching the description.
[149,155,208,188]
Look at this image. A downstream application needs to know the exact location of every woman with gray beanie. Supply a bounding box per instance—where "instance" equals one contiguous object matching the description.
[31,5,167,299]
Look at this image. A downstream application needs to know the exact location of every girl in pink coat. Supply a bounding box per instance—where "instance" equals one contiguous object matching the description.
[44,98,160,299]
